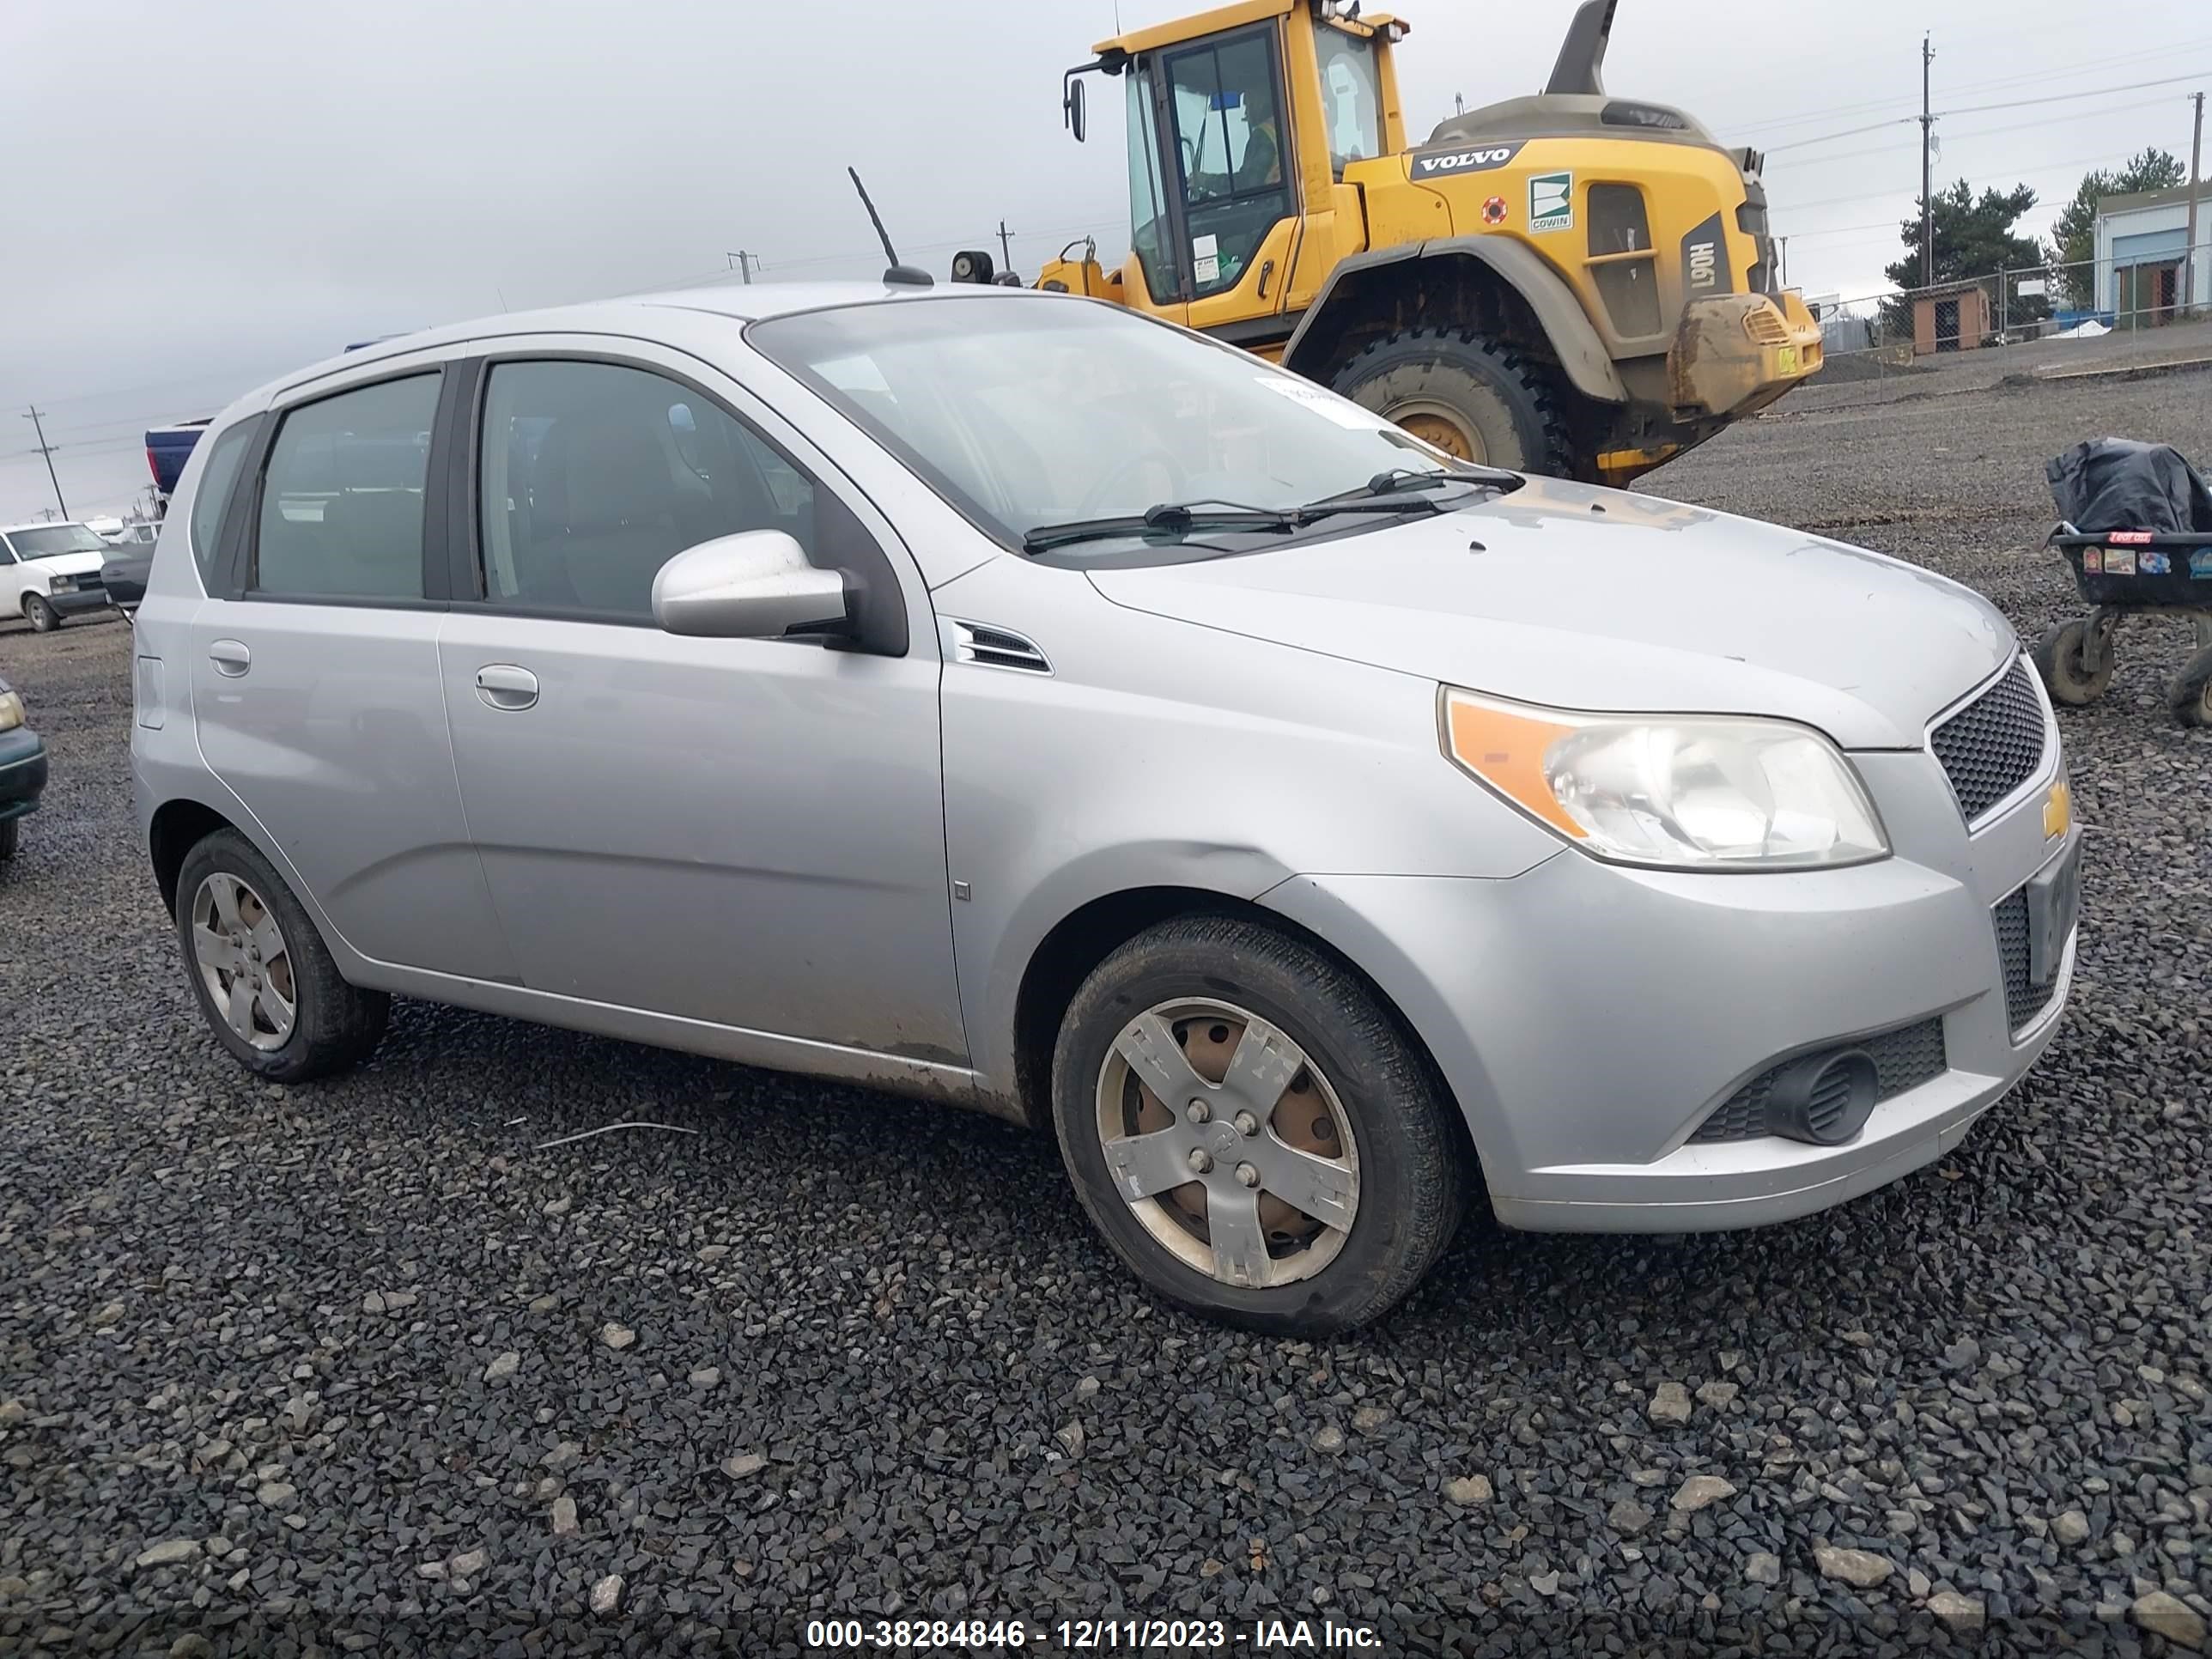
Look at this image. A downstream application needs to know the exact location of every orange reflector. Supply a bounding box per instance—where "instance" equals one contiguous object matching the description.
[1443,695,1586,839]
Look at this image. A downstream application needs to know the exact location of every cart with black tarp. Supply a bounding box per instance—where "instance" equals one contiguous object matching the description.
[2035,438,2212,727]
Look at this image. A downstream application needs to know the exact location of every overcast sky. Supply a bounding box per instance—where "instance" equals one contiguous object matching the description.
[3,0,2203,524]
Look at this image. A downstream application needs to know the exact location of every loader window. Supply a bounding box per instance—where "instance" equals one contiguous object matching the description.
[1124,64,1181,304]
[1315,28,1381,175]
[1166,29,1292,300]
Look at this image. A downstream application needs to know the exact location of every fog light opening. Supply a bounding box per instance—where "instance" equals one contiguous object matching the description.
[1767,1048,1878,1146]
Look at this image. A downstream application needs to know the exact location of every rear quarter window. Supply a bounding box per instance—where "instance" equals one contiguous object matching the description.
[188,421,258,583]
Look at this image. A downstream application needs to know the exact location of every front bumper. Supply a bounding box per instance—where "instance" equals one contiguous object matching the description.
[46,583,112,617]
[0,726,48,817]
[1667,289,1824,420]
[1261,727,2075,1235]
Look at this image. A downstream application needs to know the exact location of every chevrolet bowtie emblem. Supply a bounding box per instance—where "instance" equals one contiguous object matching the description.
[2043,781,2072,840]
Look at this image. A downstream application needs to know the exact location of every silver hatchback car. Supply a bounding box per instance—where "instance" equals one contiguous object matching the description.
[131,283,2077,1333]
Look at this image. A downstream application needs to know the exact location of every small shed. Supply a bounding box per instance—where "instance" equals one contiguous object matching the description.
[1911,281,1992,355]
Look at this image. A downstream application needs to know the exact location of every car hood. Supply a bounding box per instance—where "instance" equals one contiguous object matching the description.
[26,551,108,580]
[1085,477,2015,749]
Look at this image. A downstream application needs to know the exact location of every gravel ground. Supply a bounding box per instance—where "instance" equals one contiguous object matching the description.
[3,371,2209,1657]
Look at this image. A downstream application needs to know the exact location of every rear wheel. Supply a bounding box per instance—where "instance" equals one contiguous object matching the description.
[1050,915,1465,1336]
[2169,643,2212,728]
[174,829,389,1083]
[23,595,60,634]
[1329,326,1574,476]
[2033,618,2115,706]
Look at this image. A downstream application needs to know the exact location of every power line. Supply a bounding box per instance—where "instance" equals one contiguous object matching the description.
[1762,67,2212,156]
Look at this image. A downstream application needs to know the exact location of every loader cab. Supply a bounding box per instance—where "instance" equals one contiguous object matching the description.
[1062,0,1408,340]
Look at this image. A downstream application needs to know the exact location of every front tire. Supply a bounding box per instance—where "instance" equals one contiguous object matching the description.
[2033,618,2115,706]
[1329,326,1575,476]
[173,829,389,1083]
[1050,915,1466,1336]
[23,595,60,633]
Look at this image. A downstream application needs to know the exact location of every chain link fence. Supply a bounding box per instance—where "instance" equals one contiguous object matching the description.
[1796,246,2211,392]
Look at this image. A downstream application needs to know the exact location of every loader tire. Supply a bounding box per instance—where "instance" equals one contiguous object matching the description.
[1329,328,1575,477]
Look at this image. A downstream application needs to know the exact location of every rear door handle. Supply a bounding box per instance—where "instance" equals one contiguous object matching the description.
[475,664,539,711]
[208,639,252,678]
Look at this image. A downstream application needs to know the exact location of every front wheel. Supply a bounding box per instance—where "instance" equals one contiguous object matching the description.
[1050,915,1466,1336]
[23,595,60,634]
[2033,618,2115,706]
[173,829,389,1083]
[1329,327,1575,476]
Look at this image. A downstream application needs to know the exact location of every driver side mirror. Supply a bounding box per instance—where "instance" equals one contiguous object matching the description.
[1064,75,1088,143]
[652,530,851,641]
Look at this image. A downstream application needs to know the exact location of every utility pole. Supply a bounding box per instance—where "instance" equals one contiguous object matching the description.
[2185,91,2204,318]
[1920,33,1936,289]
[726,250,757,284]
[997,220,1015,271]
[21,407,68,520]
[1778,236,1790,289]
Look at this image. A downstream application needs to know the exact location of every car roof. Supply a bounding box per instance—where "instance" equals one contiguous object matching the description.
[252,281,1066,407]
[0,520,94,535]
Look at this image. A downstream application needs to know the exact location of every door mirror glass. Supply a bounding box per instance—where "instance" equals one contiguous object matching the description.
[1065,75,1088,143]
[652,529,849,641]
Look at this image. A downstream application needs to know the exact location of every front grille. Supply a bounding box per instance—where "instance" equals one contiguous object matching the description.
[1991,889,2056,1034]
[1743,307,1790,345]
[1690,1018,1948,1144]
[1931,660,2047,823]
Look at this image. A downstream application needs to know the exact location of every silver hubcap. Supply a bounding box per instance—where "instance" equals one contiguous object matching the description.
[1095,999,1359,1290]
[190,872,295,1051]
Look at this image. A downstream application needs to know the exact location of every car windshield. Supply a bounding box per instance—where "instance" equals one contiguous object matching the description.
[749,297,1493,557]
[9,525,109,559]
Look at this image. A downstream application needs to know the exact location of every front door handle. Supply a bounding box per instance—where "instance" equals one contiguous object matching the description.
[208,639,252,678]
[475,664,539,711]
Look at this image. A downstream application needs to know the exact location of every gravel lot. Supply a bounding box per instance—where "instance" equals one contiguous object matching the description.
[3,370,2209,1656]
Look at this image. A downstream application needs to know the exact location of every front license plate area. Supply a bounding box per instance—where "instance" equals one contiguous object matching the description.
[2026,836,2081,988]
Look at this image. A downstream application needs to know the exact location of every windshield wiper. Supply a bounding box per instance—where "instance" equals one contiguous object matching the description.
[1023,498,1298,553]
[1302,467,1515,510]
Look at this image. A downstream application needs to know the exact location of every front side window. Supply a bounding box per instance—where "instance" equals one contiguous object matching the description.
[475,359,815,620]
[254,374,439,600]
[190,421,258,581]
[751,297,1468,562]
[7,524,109,560]
[1166,29,1293,298]
[1314,28,1381,174]
[1124,64,1181,304]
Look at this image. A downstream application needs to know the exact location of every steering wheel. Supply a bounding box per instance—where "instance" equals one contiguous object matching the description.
[1079,448,1188,515]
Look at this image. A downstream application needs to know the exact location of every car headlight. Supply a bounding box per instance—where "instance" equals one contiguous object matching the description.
[0,690,23,733]
[1440,687,1888,870]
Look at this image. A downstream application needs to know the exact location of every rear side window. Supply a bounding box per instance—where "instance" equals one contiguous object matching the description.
[188,421,257,581]
[254,374,440,600]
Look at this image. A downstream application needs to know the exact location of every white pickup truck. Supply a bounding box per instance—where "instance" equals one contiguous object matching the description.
[2,521,112,632]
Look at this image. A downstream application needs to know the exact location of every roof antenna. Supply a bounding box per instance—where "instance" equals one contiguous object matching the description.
[848,167,933,288]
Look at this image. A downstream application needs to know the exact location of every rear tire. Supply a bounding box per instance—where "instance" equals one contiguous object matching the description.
[1329,326,1575,476]
[2033,618,2114,706]
[1050,915,1466,1336]
[173,829,389,1083]
[2169,644,2212,728]
[24,595,60,633]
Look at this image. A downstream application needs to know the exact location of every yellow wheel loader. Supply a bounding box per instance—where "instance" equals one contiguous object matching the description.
[961,0,1822,483]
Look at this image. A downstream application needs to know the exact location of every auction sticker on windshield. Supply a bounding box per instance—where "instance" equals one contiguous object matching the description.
[1254,374,1389,430]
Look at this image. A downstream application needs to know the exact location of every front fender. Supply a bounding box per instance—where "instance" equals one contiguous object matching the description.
[1282,237,1628,405]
